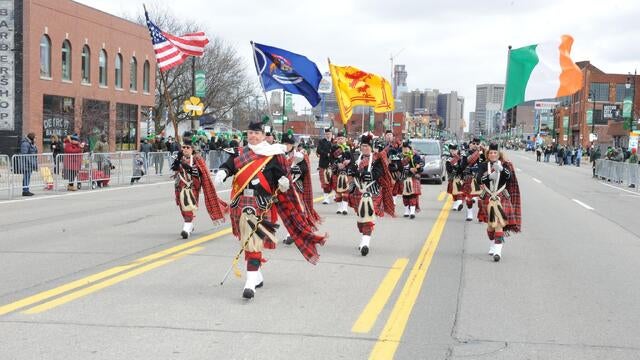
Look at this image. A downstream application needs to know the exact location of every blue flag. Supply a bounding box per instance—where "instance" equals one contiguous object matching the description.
[252,42,322,107]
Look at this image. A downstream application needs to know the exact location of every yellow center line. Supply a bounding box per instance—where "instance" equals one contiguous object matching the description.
[352,258,409,334]
[437,191,447,202]
[23,247,204,314]
[0,228,231,316]
[369,198,452,359]
[2,196,325,316]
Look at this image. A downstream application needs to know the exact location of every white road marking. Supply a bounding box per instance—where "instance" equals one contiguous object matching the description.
[572,199,594,210]
[599,182,640,197]
[532,178,542,184]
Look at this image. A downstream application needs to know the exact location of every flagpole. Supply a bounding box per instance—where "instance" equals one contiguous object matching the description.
[250,41,272,128]
[282,90,286,135]
[501,45,512,140]
[159,69,180,141]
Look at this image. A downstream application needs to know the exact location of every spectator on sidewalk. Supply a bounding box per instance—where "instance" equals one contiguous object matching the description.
[139,139,152,173]
[130,153,145,184]
[590,146,601,178]
[576,146,583,167]
[536,145,542,162]
[152,136,167,175]
[50,134,63,174]
[63,134,83,191]
[19,132,38,196]
[93,134,109,173]
[558,146,565,166]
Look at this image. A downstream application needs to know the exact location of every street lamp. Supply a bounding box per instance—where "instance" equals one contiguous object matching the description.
[627,72,636,132]
[589,91,596,142]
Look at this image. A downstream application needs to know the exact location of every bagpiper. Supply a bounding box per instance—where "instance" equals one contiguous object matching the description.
[476,143,521,262]
[316,128,334,204]
[171,132,227,239]
[330,130,353,215]
[445,144,465,211]
[215,121,326,299]
[459,138,485,221]
[281,130,322,245]
[396,141,424,219]
[347,133,395,256]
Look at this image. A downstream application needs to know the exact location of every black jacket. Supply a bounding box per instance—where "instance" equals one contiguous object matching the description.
[317,138,332,168]
[476,161,511,190]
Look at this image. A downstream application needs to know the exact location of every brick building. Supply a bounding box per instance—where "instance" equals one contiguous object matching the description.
[0,0,156,154]
[554,61,640,148]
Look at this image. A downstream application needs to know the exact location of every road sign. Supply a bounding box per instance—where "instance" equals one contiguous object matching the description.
[563,135,568,141]
[393,122,401,126]
[183,97,204,117]
[195,70,206,97]
[318,72,332,94]
[285,93,293,113]
[534,101,558,110]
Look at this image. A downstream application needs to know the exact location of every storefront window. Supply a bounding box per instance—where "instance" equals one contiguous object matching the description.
[81,99,110,151]
[43,95,75,149]
[116,103,138,150]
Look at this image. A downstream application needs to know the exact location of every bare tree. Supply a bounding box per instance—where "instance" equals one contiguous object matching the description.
[131,4,260,139]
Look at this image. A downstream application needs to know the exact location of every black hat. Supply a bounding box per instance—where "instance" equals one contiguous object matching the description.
[488,142,499,151]
[472,137,480,144]
[360,134,373,147]
[385,129,393,135]
[282,130,295,144]
[324,127,332,133]
[336,128,346,138]
[248,121,263,132]
[402,140,411,149]
[182,131,193,146]
[449,144,458,150]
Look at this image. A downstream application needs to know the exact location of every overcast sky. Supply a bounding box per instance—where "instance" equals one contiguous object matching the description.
[78,0,640,122]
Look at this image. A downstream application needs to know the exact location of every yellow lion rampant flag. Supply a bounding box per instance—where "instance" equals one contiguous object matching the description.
[328,61,394,125]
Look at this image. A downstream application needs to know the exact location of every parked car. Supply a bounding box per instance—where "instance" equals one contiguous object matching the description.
[410,139,445,184]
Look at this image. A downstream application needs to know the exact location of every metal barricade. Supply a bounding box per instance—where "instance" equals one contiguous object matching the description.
[0,154,11,199]
[627,163,640,188]
[594,159,605,178]
[145,151,170,179]
[11,153,56,195]
[612,161,624,183]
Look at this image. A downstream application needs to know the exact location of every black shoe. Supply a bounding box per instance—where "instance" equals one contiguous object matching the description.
[336,210,341,214]
[256,282,264,289]
[242,288,255,299]
[360,246,369,256]
[457,203,463,211]
[410,214,415,219]
[283,236,294,245]
[403,214,409,218]
[493,254,501,262]
[22,191,34,196]
[181,230,189,239]
[342,211,348,215]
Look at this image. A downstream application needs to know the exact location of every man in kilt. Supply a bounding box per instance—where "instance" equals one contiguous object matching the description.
[476,143,521,262]
[316,128,334,204]
[216,121,326,299]
[459,138,485,221]
[330,131,353,215]
[445,144,465,211]
[381,130,403,205]
[397,141,424,219]
[171,132,227,239]
[281,131,322,245]
[347,133,395,256]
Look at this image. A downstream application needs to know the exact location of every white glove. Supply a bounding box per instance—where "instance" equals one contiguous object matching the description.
[214,169,227,184]
[489,170,500,181]
[492,161,503,173]
[294,151,304,163]
[278,176,290,192]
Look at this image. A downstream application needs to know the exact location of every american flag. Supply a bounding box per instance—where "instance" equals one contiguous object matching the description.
[145,12,209,72]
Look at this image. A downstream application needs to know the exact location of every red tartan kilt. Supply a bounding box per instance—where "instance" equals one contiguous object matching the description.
[461,177,473,194]
[447,179,453,194]
[319,168,331,192]
[395,177,421,196]
[477,194,517,227]
[392,181,403,196]
[348,190,384,217]
[230,196,267,239]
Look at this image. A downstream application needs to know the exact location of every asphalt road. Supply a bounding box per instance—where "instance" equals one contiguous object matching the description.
[1,152,639,359]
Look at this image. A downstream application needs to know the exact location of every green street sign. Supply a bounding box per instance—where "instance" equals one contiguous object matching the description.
[195,70,206,97]
[586,109,593,126]
[285,93,293,113]
[624,98,632,118]
[369,111,374,131]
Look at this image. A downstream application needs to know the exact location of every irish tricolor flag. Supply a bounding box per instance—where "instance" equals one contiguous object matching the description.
[503,35,583,110]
